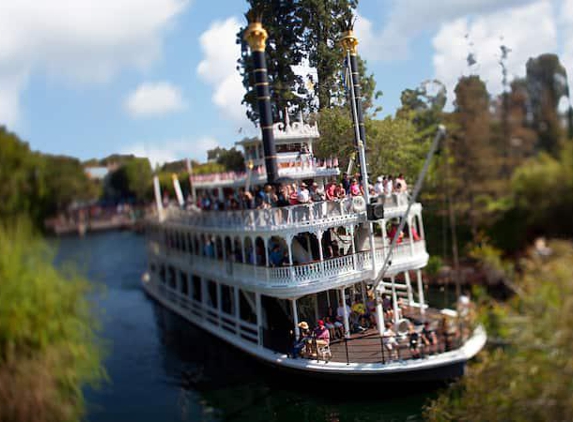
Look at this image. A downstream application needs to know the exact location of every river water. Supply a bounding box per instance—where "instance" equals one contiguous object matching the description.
[53,231,440,422]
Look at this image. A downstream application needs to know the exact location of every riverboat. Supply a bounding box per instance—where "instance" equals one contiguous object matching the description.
[142,21,486,382]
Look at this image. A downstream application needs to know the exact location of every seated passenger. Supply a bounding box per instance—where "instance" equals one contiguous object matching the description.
[408,324,420,359]
[382,322,398,360]
[293,321,312,358]
[421,321,438,354]
[314,320,330,346]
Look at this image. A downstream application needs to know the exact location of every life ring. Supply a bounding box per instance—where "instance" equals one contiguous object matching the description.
[396,318,410,336]
[352,195,366,213]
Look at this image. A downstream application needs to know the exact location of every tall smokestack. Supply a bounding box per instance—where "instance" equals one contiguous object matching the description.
[341,30,367,148]
[243,21,279,185]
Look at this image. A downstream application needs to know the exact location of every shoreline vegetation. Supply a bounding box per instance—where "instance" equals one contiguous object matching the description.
[424,241,573,420]
[0,219,106,422]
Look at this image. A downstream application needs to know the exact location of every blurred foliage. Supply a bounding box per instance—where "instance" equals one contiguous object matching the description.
[106,157,153,202]
[0,219,105,422]
[425,256,443,279]
[0,126,100,227]
[424,241,573,421]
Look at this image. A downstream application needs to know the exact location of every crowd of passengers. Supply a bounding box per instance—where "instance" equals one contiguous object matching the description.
[291,291,470,361]
[193,172,409,211]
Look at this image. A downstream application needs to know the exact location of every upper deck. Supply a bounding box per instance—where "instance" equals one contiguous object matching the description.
[164,192,416,234]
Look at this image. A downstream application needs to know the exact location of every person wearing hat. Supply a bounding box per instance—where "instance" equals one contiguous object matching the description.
[292,321,312,358]
[312,319,330,358]
[310,182,325,202]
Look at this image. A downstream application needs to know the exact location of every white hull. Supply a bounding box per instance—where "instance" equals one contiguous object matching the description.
[142,276,486,380]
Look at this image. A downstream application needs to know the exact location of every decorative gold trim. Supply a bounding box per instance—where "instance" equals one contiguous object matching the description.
[340,30,359,55]
[261,125,274,129]
[254,82,269,87]
[257,96,271,100]
[254,68,268,72]
[244,22,268,52]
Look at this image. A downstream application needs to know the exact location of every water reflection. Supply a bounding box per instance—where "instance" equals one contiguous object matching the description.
[149,301,434,422]
[55,232,435,421]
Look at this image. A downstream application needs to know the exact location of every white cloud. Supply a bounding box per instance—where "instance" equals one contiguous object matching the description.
[0,0,188,127]
[432,1,557,106]
[125,82,186,117]
[122,137,219,168]
[356,0,539,62]
[197,17,248,125]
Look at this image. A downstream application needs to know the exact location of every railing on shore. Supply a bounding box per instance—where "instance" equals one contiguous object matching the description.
[165,193,412,231]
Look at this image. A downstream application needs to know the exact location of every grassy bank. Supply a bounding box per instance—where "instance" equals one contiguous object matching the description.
[0,220,105,422]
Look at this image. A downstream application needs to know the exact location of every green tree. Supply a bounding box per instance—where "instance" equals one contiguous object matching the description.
[450,76,502,238]
[526,53,568,155]
[207,146,246,172]
[0,220,105,421]
[238,1,307,124]
[107,158,153,202]
[299,0,357,109]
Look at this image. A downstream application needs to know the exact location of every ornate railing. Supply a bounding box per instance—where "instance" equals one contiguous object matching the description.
[165,193,412,232]
[155,239,427,290]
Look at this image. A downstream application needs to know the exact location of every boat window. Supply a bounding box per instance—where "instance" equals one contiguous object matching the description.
[191,275,201,302]
[159,265,166,283]
[180,271,188,295]
[167,266,176,289]
[181,232,187,252]
[239,290,256,323]
[150,263,156,273]
[207,280,218,308]
[221,285,234,315]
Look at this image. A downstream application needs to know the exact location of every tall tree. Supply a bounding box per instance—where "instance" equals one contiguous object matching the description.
[451,75,500,238]
[299,0,358,110]
[526,53,568,155]
[238,1,306,124]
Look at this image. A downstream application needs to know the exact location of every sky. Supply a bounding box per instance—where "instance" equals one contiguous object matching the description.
[1,0,572,167]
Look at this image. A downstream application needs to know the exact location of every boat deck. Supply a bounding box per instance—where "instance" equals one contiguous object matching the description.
[324,308,462,364]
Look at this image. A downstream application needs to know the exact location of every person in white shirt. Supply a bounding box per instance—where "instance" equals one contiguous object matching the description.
[374,176,384,197]
[384,175,394,196]
[297,182,310,203]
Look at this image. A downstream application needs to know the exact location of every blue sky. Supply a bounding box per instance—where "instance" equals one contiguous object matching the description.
[1,0,571,166]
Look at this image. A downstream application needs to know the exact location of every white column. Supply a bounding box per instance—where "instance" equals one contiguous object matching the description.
[256,292,263,347]
[376,289,385,336]
[286,235,294,265]
[317,230,324,261]
[216,282,222,326]
[292,299,300,338]
[340,288,350,338]
[314,293,319,321]
[417,269,426,316]
[234,286,241,333]
[418,212,425,240]
[350,225,357,270]
[408,217,415,256]
[263,236,270,267]
[391,276,399,325]
[153,175,164,221]
[405,271,414,306]
[326,290,331,308]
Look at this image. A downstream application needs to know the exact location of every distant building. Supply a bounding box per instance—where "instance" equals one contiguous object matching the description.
[84,166,109,180]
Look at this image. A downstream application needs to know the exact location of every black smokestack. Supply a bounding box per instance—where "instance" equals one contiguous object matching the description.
[243,21,279,185]
[341,30,367,148]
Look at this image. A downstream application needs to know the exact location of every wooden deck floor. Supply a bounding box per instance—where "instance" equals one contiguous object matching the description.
[322,308,461,364]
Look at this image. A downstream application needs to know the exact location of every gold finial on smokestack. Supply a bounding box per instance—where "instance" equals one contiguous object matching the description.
[244,21,268,52]
[340,30,358,55]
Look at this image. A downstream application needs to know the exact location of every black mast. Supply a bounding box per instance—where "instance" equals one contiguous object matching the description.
[243,21,279,185]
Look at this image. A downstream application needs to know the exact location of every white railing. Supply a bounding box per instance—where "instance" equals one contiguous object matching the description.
[158,239,427,290]
[167,197,360,231]
[165,193,411,232]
